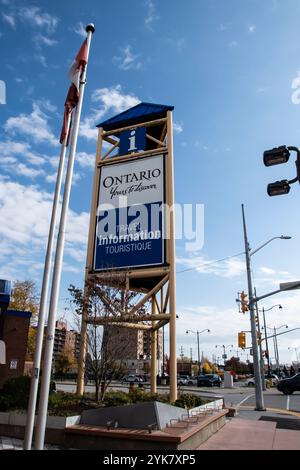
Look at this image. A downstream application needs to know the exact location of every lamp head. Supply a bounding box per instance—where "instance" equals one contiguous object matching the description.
[280,235,292,240]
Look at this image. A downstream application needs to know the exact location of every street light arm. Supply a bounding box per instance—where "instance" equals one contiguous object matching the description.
[259,304,282,313]
[186,330,196,335]
[250,237,288,257]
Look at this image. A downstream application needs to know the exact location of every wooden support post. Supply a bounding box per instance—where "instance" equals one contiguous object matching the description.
[76,128,103,396]
[150,294,157,395]
[167,111,177,403]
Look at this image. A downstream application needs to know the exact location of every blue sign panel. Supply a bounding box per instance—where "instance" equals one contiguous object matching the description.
[93,154,165,271]
[119,127,146,156]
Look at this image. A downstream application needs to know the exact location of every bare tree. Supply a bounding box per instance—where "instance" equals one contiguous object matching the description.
[69,275,149,401]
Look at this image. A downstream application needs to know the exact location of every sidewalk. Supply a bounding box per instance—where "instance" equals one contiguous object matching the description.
[0,436,61,450]
[197,409,300,450]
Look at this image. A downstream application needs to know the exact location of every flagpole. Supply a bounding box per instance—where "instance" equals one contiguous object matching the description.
[23,112,72,450]
[34,23,95,450]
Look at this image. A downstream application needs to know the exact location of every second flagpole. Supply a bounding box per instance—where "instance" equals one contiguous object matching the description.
[34,23,95,450]
[23,111,72,451]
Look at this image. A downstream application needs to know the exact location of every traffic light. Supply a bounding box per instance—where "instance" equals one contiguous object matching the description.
[257,332,262,346]
[263,146,290,167]
[238,332,246,349]
[254,315,259,327]
[267,180,290,197]
[240,291,248,313]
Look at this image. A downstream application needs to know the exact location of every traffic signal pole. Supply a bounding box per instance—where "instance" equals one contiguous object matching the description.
[242,204,265,411]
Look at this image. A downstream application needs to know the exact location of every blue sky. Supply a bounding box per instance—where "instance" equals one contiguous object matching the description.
[1,0,300,365]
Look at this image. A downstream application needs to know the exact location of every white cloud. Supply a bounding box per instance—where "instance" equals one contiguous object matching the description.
[34,34,57,47]
[144,0,159,31]
[76,151,95,169]
[0,140,45,165]
[19,7,58,33]
[2,12,15,29]
[175,292,300,364]
[34,53,47,67]
[228,40,238,48]
[248,25,256,33]
[113,45,142,71]
[4,101,58,146]
[257,86,269,94]
[291,71,300,104]
[15,163,44,179]
[79,85,140,141]
[177,254,245,278]
[72,22,86,38]
[92,85,140,114]
[173,121,183,134]
[0,178,89,281]
[260,267,276,276]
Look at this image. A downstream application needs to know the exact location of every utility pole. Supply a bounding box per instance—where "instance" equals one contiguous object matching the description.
[262,308,271,375]
[242,204,265,410]
[274,327,280,372]
[254,289,266,391]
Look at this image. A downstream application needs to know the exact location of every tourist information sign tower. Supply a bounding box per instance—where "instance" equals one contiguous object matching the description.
[77,102,177,402]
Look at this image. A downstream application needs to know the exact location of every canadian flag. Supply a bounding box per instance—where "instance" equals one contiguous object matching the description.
[68,39,88,92]
[60,39,88,145]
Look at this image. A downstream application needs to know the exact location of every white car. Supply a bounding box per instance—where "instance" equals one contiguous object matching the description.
[177,377,188,386]
[122,374,143,383]
[247,375,277,387]
[187,377,198,386]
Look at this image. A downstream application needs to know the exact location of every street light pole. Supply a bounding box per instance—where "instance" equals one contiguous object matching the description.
[186,329,210,375]
[242,204,265,411]
[196,331,201,373]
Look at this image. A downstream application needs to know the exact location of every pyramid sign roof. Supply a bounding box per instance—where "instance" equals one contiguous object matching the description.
[97,102,174,131]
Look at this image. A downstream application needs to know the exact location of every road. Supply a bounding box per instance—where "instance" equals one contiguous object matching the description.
[56,381,300,413]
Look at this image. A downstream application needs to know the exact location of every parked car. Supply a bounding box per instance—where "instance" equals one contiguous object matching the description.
[247,375,276,387]
[265,373,279,386]
[197,374,222,387]
[187,377,198,386]
[177,376,188,386]
[277,373,300,395]
[121,374,144,383]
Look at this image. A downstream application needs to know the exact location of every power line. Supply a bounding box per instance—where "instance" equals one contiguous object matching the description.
[176,251,245,275]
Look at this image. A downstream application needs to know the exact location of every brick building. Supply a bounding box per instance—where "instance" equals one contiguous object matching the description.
[53,320,81,364]
[0,309,31,387]
[104,325,163,374]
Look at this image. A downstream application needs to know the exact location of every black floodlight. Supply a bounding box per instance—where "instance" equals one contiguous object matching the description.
[263,146,290,167]
[267,180,290,197]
